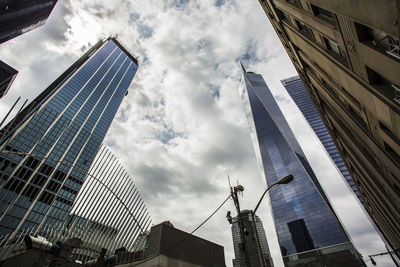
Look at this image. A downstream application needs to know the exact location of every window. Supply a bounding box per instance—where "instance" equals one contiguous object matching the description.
[379,121,400,146]
[347,104,367,130]
[320,79,338,98]
[295,20,314,40]
[276,8,290,23]
[287,0,301,8]
[366,66,400,105]
[384,142,400,162]
[311,4,335,25]
[355,22,400,60]
[323,37,345,58]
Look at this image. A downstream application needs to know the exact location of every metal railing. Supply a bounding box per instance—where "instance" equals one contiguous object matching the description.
[386,36,400,60]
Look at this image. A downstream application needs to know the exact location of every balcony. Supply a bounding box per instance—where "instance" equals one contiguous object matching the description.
[355,22,400,61]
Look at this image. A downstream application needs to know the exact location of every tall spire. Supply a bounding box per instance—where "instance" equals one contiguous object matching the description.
[240,61,246,73]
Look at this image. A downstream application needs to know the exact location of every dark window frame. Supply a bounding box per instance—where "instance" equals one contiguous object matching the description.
[366,66,400,106]
[286,0,301,8]
[295,19,314,41]
[323,37,345,58]
[354,22,400,61]
[310,4,336,25]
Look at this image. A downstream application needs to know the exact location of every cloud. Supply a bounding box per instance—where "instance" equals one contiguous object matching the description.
[0,0,393,266]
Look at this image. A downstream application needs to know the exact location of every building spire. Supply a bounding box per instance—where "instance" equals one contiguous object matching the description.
[240,61,246,73]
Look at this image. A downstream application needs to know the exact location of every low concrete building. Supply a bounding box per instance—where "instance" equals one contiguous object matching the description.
[113,221,226,267]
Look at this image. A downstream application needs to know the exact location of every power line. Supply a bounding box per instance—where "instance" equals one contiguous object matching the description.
[191,195,231,234]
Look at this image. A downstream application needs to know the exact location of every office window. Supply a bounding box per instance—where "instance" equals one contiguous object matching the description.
[311,4,335,25]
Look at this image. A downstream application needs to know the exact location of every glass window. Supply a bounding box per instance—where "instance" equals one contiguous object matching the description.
[323,37,345,58]
[295,20,314,40]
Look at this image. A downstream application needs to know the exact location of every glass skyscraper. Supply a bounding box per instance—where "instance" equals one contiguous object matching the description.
[239,68,364,266]
[231,210,273,267]
[0,36,138,237]
[281,76,364,205]
[0,0,58,44]
[0,60,18,98]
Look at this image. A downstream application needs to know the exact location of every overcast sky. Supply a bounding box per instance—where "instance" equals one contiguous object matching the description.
[0,0,394,266]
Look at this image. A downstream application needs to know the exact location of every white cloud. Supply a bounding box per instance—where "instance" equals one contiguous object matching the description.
[0,0,393,266]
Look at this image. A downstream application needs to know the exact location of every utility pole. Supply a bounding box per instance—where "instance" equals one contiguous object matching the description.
[228,184,251,267]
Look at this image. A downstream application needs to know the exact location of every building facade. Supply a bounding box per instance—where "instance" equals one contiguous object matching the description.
[0,0,58,44]
[0,60,18,98]
[113,221,226,267]
[257,0,400,257]
[239,69,364,266]
[69,145,152,262]
[0,146,151,264]
[281,76,364,205]
[231,209,273,267]
[0,36,138,237]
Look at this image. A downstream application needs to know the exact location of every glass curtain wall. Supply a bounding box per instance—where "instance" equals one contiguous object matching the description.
[0,38,137,237]
[239,70,364,266]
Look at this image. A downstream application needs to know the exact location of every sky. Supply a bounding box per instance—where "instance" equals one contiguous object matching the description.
[0,0,394,266]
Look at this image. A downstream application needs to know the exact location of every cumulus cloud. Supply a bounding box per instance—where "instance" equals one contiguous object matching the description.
[0,0,393,266]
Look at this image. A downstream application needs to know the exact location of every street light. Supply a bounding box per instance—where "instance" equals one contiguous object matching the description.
[252,174,294,267]
[368,248,400,266]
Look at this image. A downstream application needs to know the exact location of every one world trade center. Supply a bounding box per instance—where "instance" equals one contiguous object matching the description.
[239,66,364,266]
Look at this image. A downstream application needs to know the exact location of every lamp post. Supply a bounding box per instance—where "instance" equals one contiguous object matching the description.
[368,249,400,267]
[251,174,294,267]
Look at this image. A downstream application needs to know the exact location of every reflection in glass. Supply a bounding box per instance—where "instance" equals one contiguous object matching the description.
[239,70,364,266]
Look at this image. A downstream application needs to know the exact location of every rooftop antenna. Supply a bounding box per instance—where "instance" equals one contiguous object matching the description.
[240,61,246,73]
[237,179,244,197]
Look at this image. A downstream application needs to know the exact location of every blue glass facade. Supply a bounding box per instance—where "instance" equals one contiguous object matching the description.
[281,76,364,206]
[0,0,58,44]
[239,71,363,265]
[0,37,138,236]
[0,60,18,98]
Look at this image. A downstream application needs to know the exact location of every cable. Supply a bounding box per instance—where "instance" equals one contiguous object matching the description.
[190,195,231,234]
[128,194,231,266]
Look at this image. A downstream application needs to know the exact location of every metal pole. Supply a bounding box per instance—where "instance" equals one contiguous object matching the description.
[231,186,251,267]
[0,96,20,128]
